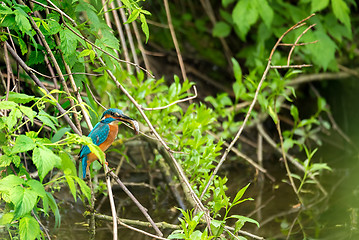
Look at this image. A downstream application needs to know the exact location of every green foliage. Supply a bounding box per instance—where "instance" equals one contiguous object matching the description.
[169,182,258,239]
[0,0,347,238]
[0,92,93,238]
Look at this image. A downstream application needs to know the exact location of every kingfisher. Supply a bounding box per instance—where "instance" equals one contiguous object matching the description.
[79,108,139,178]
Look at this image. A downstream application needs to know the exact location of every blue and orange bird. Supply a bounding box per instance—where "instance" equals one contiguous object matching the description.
[79,108,139,178]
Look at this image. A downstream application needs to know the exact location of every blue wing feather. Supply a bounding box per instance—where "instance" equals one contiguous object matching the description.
[79,122,110,178]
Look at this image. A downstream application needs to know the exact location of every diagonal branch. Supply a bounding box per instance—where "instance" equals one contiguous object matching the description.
[108,170,163,236]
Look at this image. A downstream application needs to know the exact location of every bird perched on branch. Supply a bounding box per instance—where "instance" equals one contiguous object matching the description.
[79,108,139,178]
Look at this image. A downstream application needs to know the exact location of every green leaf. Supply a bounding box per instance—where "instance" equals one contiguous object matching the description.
[12,135,36,154]
[232,0,258,40]
[210,219,225,237]
[233,183,250,205]
[45,192,61,228]
[65,174,77,202]
[0,101,18,109]
[140,13,149,43]
[32,146,61,182]
[0,154,20,167]
[268,105,278,124]
[311,0,329,12]
[59,27,78,57]
[78,49,93,58]
[36,111,58,131]
[255,0,273,28]
[19,215,41,240]
[230,215,260,229]
[26,179,46,198]
[0,155,12,167]
[88,144,105,163]
[231,58,242,82]
[11,186,38,218]
[19,106,36,123]
[290,105,299,122]
[4,92,36,104]
[0,4,13,14]
[0,212,14,225]
[7,108,22,130]
[27,50,45,66]
[305,31,337,70]
[212,21,231,38]
[74,177,91,203]
[125,9,140,24]
[52,127,71,143]
[101,28,120,50]
[18,37,28,55]
[59,151,77,176]
[44,19,61,35]
[14,9,32,34]
[0,175,25,192]
[332,0,351,31]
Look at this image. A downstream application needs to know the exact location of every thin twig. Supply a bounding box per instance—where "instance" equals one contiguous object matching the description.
[111,0,131,72]
[275,116,302,204]
[53,33,92,132]
[3,41,12,102]
[206,130,275,181]
[287,72,352,85]
[271,64,312,69]
[224,226,264,240]
[132,19,153,76]
[114,0,139,72]
[108,171,163,237]
[95,213,180,229]
[287,24,316,66]
[32,210,51,239]
[279,41,318,46]
[105,165,118,240]
[85,83,107,110]
[163,0,187,82]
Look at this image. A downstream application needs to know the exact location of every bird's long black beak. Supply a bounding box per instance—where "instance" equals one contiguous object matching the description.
[117,115,139,135]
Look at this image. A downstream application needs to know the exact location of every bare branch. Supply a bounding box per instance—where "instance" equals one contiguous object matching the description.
[271,64,312,69]
[108,170,163,237]
[287,24,316,66]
